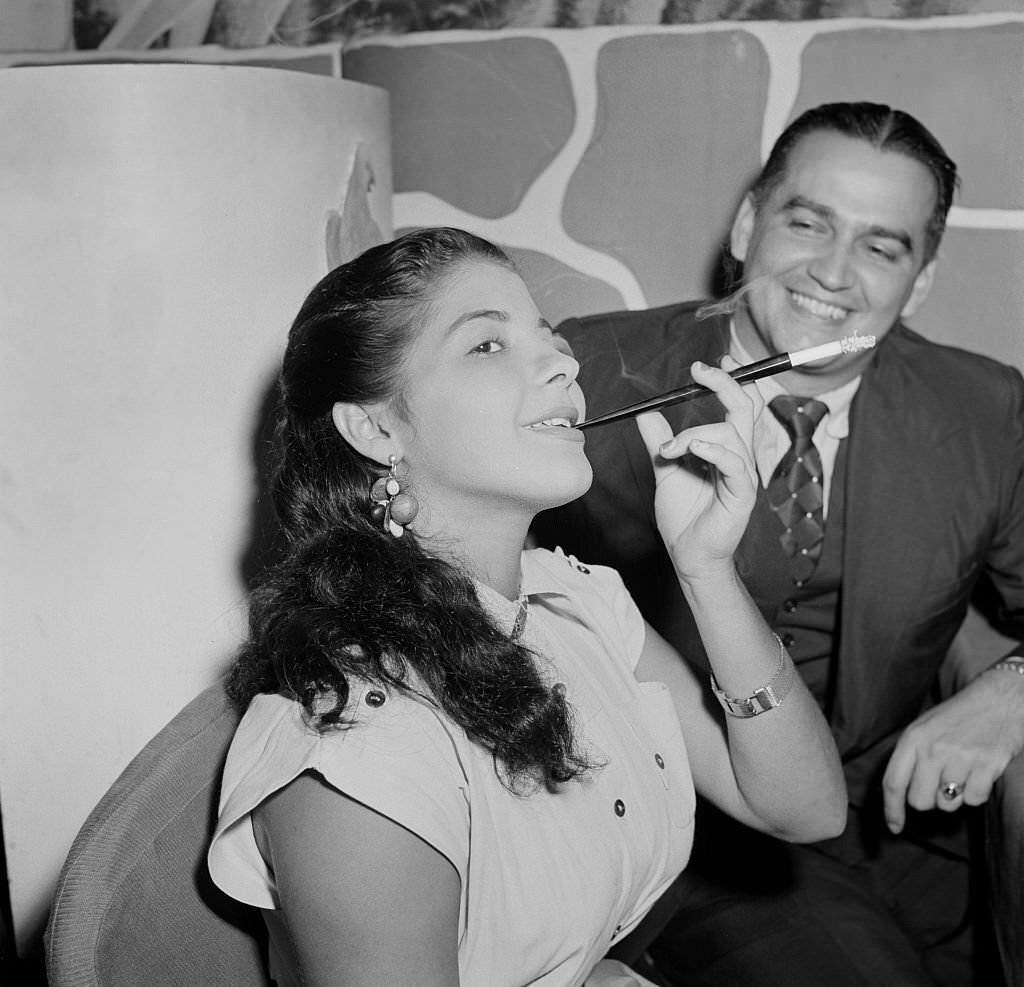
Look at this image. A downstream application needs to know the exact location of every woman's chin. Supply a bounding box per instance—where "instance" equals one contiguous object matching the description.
[536,464,593,513]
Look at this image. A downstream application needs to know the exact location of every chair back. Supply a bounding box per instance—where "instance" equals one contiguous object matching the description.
[45,683,271,986]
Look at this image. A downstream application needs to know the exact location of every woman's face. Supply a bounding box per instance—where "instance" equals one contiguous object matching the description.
[390,260,591,531]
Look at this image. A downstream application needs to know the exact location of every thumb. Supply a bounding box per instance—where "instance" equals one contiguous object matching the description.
[635,411,676,481]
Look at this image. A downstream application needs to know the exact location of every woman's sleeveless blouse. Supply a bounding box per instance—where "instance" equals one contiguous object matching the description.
[209,548,695,987]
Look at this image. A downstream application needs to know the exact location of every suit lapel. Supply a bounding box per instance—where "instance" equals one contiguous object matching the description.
[619,313,732,515]
[834,326,966,747]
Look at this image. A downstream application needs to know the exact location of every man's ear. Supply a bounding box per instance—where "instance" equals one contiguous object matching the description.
[330,401,402,466]
[729,193,757,264]
[900,259,937,320]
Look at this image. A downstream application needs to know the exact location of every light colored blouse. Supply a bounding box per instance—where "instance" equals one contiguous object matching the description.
[208,548,695,987]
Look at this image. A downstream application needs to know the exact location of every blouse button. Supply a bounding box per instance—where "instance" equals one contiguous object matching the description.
[614,799,626,817]
[364,689,386,708]
[781,633,795,648]
[654,753,665,769]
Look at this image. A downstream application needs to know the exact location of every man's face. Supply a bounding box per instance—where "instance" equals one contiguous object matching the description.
[730,131,939,393]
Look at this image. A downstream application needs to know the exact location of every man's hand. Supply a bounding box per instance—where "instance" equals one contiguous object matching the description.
[882,666,1024,833]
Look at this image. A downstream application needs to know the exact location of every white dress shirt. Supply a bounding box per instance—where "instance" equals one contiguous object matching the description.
[730,325,862,519]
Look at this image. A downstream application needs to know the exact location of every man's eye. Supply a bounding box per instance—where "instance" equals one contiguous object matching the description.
[471,338,504,355]
[867,243,898,262]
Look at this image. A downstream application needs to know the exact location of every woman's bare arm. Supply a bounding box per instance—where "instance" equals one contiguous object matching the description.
[633,360,845,841]
[255,771,462,986]
[636,609,845,842]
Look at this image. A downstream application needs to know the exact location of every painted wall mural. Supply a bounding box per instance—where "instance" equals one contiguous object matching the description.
[57,0,1024,51]
[6,7,1024,380]
[342,20,1024,374]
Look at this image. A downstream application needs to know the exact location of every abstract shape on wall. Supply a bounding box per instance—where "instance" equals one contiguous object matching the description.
[796,23,1024,209]
[344,38,575,219]
[505,246,628,327]
[563,31,767,305]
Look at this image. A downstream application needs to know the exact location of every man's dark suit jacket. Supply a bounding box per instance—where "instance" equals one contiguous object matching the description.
[535,301,1024,809]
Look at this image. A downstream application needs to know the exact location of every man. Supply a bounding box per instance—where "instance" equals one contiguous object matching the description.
[533,103,1024,985]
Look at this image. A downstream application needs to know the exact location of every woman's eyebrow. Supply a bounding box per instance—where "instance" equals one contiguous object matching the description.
[445,309,508,336]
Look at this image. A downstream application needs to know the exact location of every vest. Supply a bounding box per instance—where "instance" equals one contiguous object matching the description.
[736,439,850,713]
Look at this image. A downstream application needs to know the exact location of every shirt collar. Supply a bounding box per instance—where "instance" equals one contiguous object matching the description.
[474,550,577,639]
[474,581,529,640]
[729,321,862,439]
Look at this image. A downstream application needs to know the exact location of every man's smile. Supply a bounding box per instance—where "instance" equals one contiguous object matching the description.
[788,289,850,322]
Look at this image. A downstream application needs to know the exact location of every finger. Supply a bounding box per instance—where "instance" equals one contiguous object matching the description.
[719,354,765,422]
[905,754,944,813]
[692,360,755,439]
[935,770,971,812]
[688,439,751,495]
[637,414,739,466]
[962,767,996,807]
[661,412,756,489]
[635,410,674,453]
[882,745,915,834]
[941,759,998,809]
[691,359,753,415]
[635,411,677,483]
[658,421,747,459]
[656,423,756,502]
[692,361,757,478]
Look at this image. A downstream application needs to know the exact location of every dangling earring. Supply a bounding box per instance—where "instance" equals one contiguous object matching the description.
[369,454,419,537]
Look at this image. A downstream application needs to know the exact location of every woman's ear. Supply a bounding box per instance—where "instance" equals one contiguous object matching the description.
[330,401,402,466]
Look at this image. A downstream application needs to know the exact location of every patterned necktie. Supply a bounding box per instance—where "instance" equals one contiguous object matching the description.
[766,395,829,586]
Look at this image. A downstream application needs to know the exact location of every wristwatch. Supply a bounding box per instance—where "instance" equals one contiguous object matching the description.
[709,634,796,718]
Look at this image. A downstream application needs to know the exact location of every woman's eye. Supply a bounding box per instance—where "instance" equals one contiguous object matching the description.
[471,338,504,355]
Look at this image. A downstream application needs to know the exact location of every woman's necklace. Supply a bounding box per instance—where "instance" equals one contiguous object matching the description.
[510,592,529,641]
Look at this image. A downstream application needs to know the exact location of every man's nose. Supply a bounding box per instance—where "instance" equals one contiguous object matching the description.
[807,241,854,291]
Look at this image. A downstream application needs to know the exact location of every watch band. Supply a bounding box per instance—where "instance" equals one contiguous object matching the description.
[989,655,1024,677]
[710,633,796,718]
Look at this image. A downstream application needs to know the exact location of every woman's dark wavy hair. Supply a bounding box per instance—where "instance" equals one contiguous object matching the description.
[228,227,593,793]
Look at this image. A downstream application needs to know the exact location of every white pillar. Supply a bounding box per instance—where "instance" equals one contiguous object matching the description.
[0,62,390,949]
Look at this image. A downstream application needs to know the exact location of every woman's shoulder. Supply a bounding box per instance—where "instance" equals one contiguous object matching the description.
[230,685,471,794]
[524,546,638,615]
[210,686,474,908]
[523,547,647,669]
[524,545,628,590]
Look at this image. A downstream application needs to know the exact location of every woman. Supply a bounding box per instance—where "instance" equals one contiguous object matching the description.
[208,227,845,986]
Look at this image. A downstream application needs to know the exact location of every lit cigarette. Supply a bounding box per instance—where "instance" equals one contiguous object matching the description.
[577,334,876,430]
